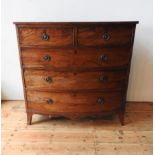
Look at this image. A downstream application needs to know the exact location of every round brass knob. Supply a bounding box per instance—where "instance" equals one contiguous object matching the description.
[43,55,51,62]
[47,99,53,104]
[99,76,108,82]
[97,97,104,104]
[42,32,49,41]
[45,76,53,83]
[103,33,110,40]
[100,54,108,61]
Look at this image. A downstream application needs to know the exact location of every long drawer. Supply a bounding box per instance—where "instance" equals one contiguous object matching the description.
[24,70,127,91]
[27,91,123,113]
[21,47,131,69]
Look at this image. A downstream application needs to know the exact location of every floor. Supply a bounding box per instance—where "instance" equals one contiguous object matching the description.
[1,101,153,155]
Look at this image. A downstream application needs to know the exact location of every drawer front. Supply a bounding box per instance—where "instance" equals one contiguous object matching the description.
[24,70,127,91]
[27,91,123,113]
[21,47,130,69]
[19,27,73,47]
[78,25,133,46]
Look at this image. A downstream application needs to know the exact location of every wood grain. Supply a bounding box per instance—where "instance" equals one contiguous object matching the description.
[26,91,123,113]
[78,25,133,47]
[21,47,131,69]
[1,101,152,155]
[24,70,127,91]
[19,27,74,47]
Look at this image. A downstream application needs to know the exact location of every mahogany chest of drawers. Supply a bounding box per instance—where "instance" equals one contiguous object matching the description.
[14,22,138,125]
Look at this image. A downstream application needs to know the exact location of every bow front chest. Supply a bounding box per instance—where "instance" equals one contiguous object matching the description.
[14,22,138,125]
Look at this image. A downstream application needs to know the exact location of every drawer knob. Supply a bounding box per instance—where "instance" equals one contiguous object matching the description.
[103,33,110,40]
[100,54,108,61]
[43,55,51,61]
[45,76,53,83]
[42,32,49,41]
[47,99,53,104]
[99,76,108,82]
[97,97,104,104]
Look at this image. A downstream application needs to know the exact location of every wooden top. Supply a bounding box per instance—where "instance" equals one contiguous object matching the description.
[14,21,139,25]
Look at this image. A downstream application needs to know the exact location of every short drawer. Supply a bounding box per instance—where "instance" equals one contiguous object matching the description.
[27,91,123,113]
[19,27,74,47]
[21,47,130,69]
[24,70,127,91]
[78,25,133,46]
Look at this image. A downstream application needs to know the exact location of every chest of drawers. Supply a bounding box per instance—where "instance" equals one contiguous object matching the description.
[14,22,138,125]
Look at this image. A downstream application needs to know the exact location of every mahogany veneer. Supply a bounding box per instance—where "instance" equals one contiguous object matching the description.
[14,22,139,125]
